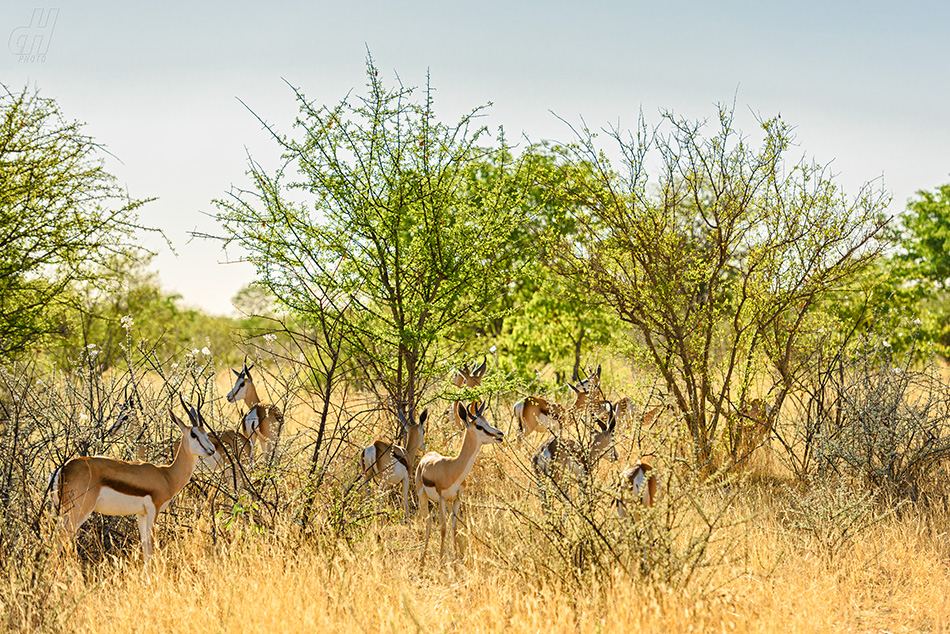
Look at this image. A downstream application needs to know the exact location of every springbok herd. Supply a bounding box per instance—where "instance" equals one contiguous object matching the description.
[49,359,771,567]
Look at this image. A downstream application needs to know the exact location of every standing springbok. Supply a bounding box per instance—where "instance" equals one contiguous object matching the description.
[50,395,216,559]
[361,408,428,521]
[514,366,603,438]
[416,401,503,566]
[226,358,284,462]
[532,399,619,488]
[616,456,659,518]
[448,360,488,429]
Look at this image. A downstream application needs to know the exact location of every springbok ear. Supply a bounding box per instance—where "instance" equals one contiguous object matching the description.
[595,365,602,379]
[232,367,242,378]
[597,418,607,434]
[458,403,470,425]
[396,409,407,428]
[419,409,429,427]
[170,407,188,432]
[474,358,487,378]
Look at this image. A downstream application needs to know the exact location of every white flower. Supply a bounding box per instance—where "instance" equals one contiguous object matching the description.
[201,347,212,356]
[120,314,134,330]
[914,318,921,325]
[86,343,97,349]
[171,363,179,370]
[79,413,88,421]
[263,333,277,342]
[191,348,200,356]
[893,367,901,374]
[489,345,497,354]
[882,340,891,348]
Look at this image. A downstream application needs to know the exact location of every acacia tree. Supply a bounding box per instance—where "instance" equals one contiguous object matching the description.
[0,85,152,358]
[215,58,537,412]
[551,106,890,466]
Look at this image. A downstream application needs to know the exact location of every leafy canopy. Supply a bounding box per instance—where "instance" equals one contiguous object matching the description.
[215,57,538,410]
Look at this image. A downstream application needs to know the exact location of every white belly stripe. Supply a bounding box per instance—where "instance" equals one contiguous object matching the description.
[95,486,150,516]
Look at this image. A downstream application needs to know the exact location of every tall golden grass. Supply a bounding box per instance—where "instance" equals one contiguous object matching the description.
[6,362,950,633]
[14,441,950,633]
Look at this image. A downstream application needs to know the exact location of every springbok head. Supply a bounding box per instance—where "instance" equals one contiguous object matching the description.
[568,364,602,395]
[106,385,142,436]
[226,356,256,403]
[173,394,216,458]
[591,400,619,463]
[453,359,488,388]
[397,407,428,457]
[460,401,504,446]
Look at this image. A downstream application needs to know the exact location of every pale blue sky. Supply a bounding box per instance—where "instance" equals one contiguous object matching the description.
[3,1,948,314]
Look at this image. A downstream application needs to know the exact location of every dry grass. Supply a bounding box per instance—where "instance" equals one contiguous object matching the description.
[14,441,950,634]
[7,358,950,633]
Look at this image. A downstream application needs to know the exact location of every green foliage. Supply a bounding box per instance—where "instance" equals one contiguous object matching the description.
[872,183,950,355]
[0,85,154,359]
[215,56,539,410]
[550,105,890,464]
[467,150,620,384]
[899,183,950,287]
[33,256,241,373]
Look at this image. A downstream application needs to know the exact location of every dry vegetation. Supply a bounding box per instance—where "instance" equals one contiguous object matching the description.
[4,350,950,633]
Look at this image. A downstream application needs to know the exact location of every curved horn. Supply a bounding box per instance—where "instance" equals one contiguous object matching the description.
[178,394,194,425]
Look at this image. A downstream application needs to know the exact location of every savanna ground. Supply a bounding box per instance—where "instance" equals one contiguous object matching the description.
[5,355,950,634]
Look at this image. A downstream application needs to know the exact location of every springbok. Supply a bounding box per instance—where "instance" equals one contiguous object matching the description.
[416,401,503,566]
[226,357,284,462]
[532,399,619,488]
[448,360,488,429]
[50,395,216,559]
[724,398,773,464]
[361,408,428,520]
[105,386,141,437]
[616,456,659,518]
[514,366,603,438]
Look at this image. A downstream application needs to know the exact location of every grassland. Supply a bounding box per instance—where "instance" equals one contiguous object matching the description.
[5,368,950,633]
